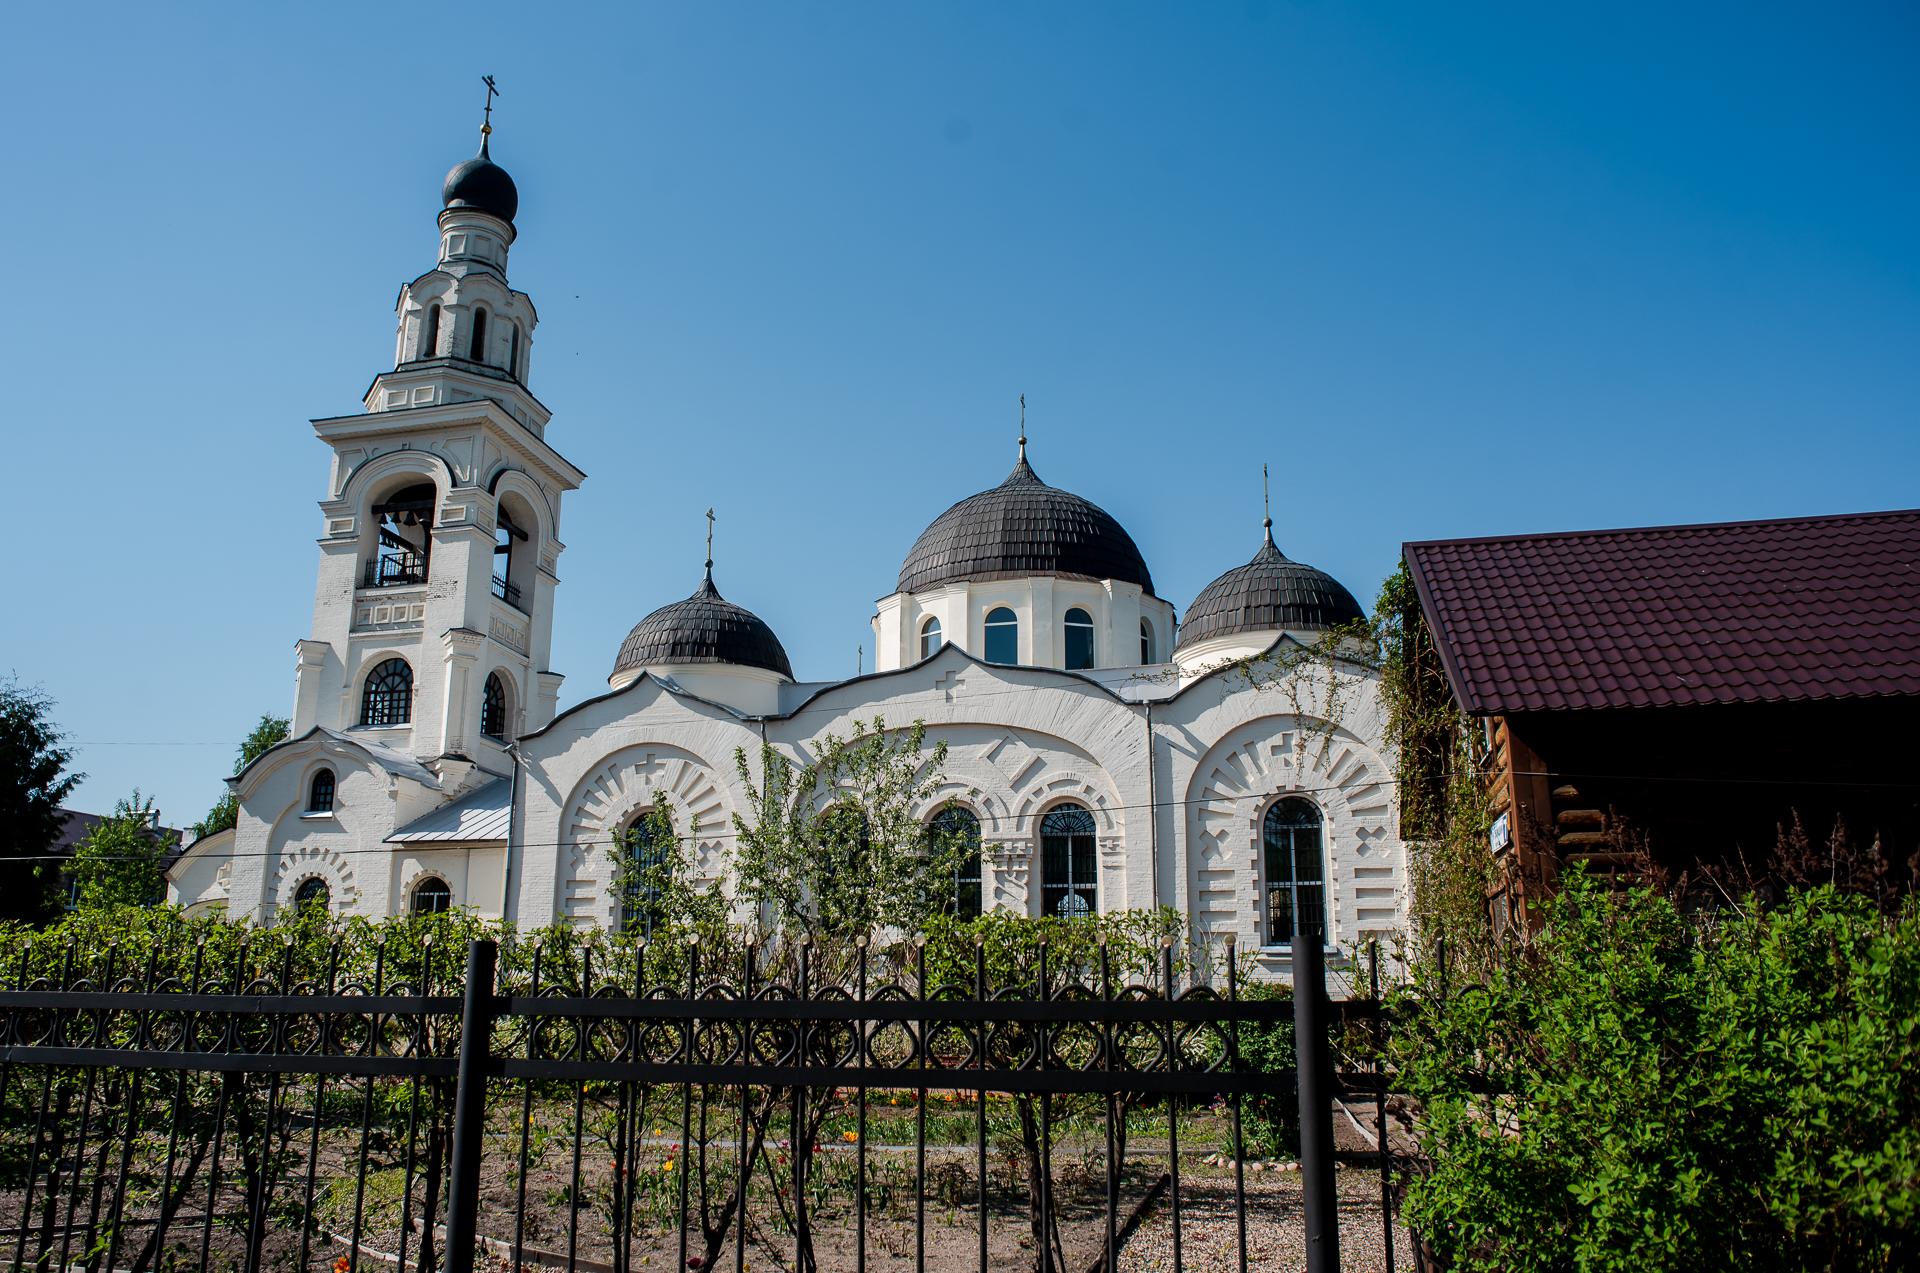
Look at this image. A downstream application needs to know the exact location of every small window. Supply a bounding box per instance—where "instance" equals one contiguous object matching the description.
[619,813,673,939]
[359,658,414,727]
[508,322,522,378]
[411,877,452,916]
[419,304,441,359]
[481,672,508,741]
[919,616,943,660]
[1040,804,1098,918]
[293,877,330,913]
[1263,798,1326,945]
[469,308,489,362]
[1064,607,1096,670]
[307,769,336,813]
[928,805,983,918]
[984,607,1018,665]
[1140,618,1155,665]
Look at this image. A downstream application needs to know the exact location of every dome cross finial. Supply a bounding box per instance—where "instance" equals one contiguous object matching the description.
[1262,462,1275,547]
[1017,393,1027,463]
[479,74,500,156]
[704,507,716,581]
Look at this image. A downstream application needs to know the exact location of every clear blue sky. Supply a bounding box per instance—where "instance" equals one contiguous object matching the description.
[3,3,1915,831]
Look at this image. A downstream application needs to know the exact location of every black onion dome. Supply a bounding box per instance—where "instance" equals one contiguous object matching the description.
[1175,534,1365,653]
[442,140,519,223]
[897,458,1155,595]
[612,575,793,679]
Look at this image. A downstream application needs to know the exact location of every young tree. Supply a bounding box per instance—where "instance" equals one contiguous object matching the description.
[731,716,964,944]
[192,713,290,838]
[0,676,83,923]
[65,790,171,910]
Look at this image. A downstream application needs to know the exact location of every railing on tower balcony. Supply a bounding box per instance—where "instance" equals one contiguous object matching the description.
[364,547,429,590]
[491,573,525,611]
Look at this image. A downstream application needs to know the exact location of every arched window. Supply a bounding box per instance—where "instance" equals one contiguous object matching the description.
[359,658,413,727]
[292,876,330,913]
[984,607,1018,666]
[1263,798,1326,945]
[468,307,489,362]
[928,805,983,918]
[919,616,943,660]
[411,877,452,915]
[1040,804,1098,918]
[368,482,435,588]
[419,303,441,359]
[1140,618,1155,665]
[508,321,522,378]
[492,497,532,610]
[1064,607,1096,670]
[307,769,335,814]
[619,812,673,939]
[481,672,508,741]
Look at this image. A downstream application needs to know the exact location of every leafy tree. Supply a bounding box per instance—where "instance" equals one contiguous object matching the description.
[730,716,963,943]
[0,676,83,923]
[64,789,171,909]
[1394,871,1919,1271]
[192,713,289,838]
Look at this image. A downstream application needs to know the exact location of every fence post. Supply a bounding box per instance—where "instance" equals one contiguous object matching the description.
[1293,917,1340,1273]
[443,939,499,1273]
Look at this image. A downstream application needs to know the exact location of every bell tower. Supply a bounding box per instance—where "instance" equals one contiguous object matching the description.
[291,99,585,779]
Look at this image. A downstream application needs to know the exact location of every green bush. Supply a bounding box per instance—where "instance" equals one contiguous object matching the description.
[1394,873,1919,1272]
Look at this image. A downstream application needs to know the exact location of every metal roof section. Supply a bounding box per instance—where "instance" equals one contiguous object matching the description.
[1175,534,1366,652]
[387,777,512,843]
[897,457,1156,596]
[611,572,794,680]
[1403,507,1920,715]
[316,727,444,787]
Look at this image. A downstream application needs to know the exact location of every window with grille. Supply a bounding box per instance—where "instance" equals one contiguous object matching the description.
[481,672,508,741]
[620,813,673,939]
[359,658,413,727]
[928,805,983,918]
[411,877,452,915]
[293,877,330,912]
[1263,798,1326,945]
[1040,804,1097,918]
[307,769,335,813]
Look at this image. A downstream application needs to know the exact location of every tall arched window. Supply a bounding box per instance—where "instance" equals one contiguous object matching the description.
[419,303,441,359]
[307,768,335,814]
[1040,804,1098,918]
[481,672,508,741]
[411,877,452,915]
[1140,618,1155,665]
[928,805,983,918]
[468,307,489,362]
[359,658,413,727]
[620,812,673,938]
[919,617,943,660]
[984,607,1018,665]
[508,321,521,378]
[1263,798,1326,945]
[368,482,435,588]
[292,876,330,913]
[1064,607,1096,670]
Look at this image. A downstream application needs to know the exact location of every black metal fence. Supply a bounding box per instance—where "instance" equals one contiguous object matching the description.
[0,935,1401,1272]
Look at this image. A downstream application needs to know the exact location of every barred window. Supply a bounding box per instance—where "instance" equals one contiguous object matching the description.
[307,769,335,813]
[1263,798,1326,945]
[620,813,673,939]
[359,658,413,727]
[1040,804,1097,918]
[929,805,983,918]
[481,672,508,741]
[293,877,330,913]
[411,877,452,915]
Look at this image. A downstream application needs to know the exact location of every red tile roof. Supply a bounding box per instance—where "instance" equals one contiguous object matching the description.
[1402,508,1920,714]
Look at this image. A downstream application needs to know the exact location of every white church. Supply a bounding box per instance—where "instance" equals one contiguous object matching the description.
[167,124,1407,975]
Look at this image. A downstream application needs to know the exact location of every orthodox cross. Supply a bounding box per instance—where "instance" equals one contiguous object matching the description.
[481,75,501,136]
[1262,462,1274,544]
[1018,393,1027,462]
[704,507,716,575]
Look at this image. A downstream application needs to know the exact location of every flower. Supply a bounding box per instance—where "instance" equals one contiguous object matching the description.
[841,1130,859,1143]
[333,1259,352,1273]
[663,1159,675,1172]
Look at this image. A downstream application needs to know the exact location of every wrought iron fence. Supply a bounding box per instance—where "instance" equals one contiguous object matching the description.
[0,936,1402,1272]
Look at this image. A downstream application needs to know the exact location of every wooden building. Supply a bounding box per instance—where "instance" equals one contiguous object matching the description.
[1402,508,1920,932]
